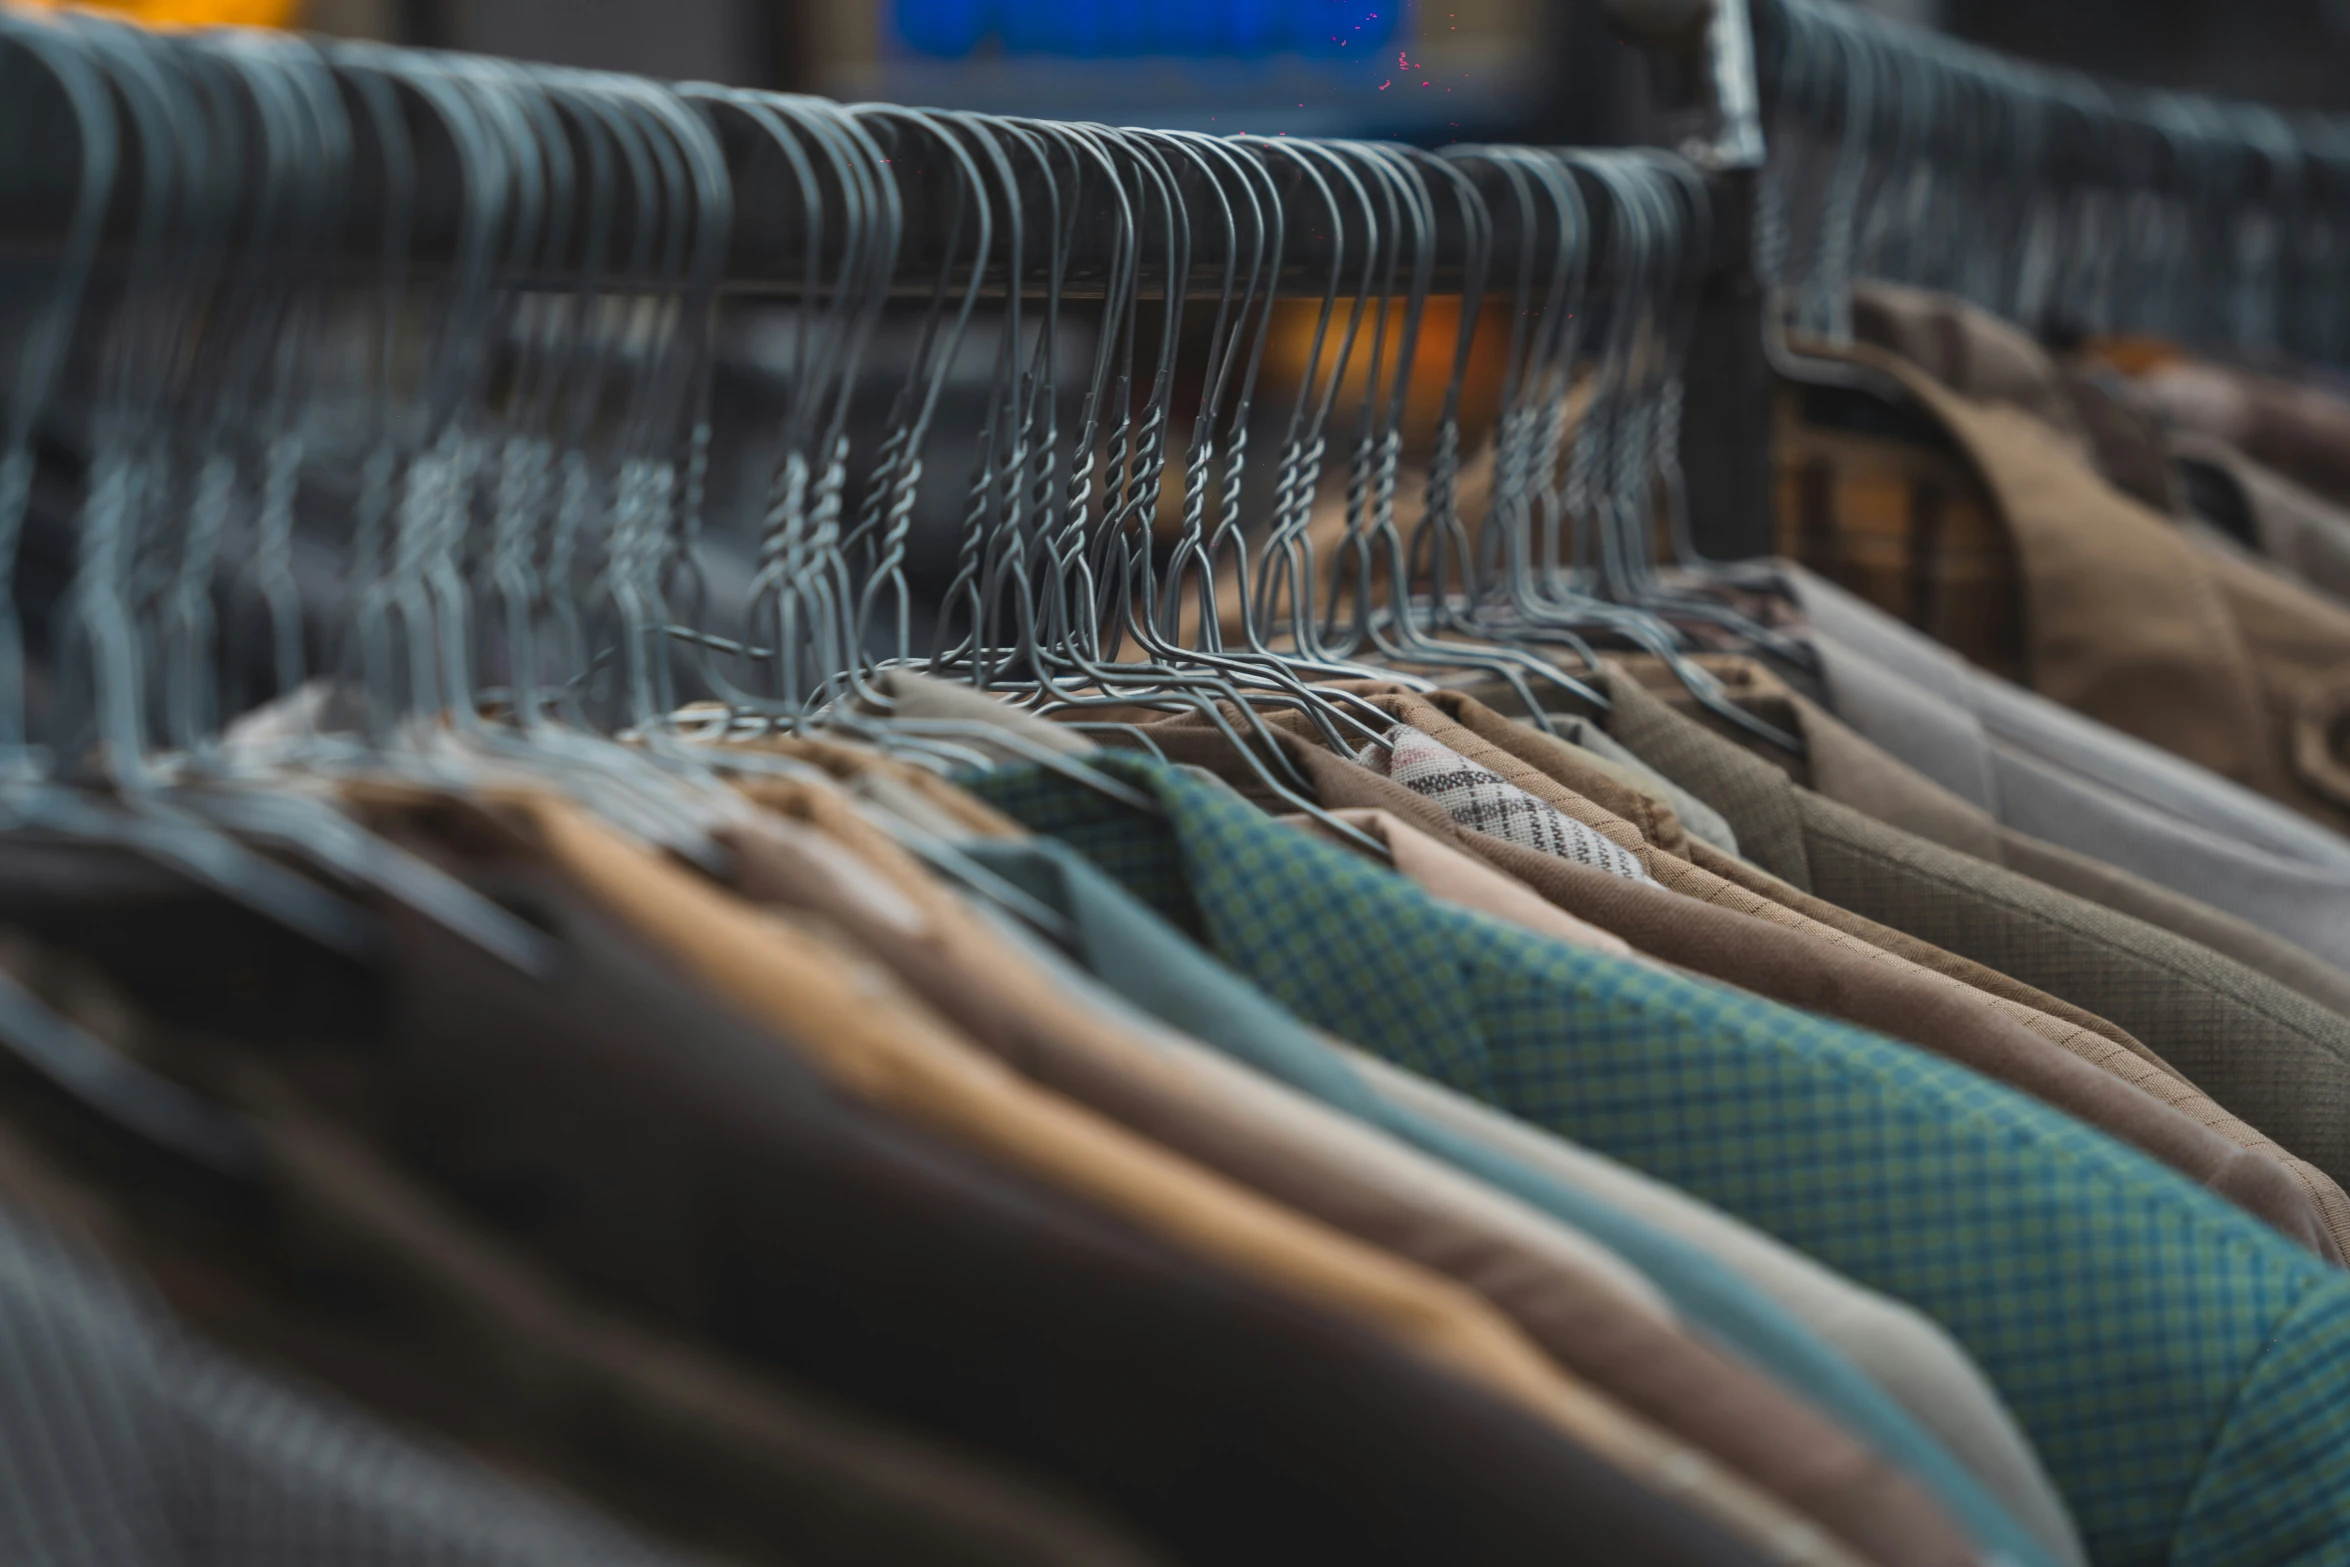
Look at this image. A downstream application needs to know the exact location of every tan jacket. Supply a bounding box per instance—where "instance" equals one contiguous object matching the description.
[506,788,1881,1567]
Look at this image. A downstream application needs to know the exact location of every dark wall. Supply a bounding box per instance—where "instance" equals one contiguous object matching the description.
[1944,0,2350,110]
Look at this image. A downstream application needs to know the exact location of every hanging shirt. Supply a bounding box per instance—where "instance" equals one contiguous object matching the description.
[972,755,2350,1567]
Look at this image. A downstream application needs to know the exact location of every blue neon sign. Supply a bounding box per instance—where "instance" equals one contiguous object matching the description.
[893,0,1405,58]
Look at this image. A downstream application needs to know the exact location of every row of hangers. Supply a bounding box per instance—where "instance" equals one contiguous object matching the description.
[1751,0,2350,357]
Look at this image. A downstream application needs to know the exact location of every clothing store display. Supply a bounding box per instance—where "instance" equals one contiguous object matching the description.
[722,781,1995,1567]
[955,829,2073,1567]
[974,755,2350,1567]
[382,818,1792,1567]
[14,8,2350,1565]
[502,786,1870,1566]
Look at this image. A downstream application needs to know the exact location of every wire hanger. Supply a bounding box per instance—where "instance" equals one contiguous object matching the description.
[3,13,378,959]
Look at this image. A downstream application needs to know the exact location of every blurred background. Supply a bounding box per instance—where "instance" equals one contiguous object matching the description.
[36,0,2350,139]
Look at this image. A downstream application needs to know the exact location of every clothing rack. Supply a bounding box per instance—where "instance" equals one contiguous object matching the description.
[14,16,2350,1567]
[1605,0,1772,563]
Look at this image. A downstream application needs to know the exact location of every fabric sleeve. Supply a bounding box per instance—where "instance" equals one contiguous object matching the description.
[2170,1273,2350,1567]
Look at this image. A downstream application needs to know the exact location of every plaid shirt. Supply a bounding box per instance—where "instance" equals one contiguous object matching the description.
[1359,725,1655,883]
[1775,384,2026,682]
[972,755,2350,1567]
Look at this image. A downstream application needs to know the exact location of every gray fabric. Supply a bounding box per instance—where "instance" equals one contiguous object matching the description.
[2171,433,2350,607]
[1786,563,2350,974]
[1546,715,1744,860]
[0,1200,690,1567]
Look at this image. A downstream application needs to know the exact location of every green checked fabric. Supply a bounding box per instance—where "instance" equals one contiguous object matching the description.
[969,756,2350,1567]
[963,835,2076,1567]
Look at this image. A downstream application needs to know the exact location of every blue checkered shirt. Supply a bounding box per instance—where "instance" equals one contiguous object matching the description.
[970,755,2350,1567]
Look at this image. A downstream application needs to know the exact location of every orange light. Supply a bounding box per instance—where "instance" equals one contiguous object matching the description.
[2078,333,2192,378]
[14,0,301,29]
[1261,295,1515,461]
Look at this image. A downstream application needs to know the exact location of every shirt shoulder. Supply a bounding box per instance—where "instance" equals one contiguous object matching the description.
[2167,1271,2350,1567]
